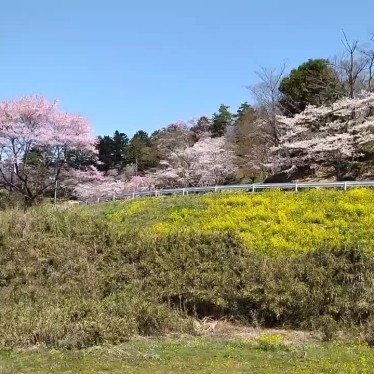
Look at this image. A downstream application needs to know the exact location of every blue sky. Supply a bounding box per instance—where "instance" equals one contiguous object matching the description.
[0,0,373,136]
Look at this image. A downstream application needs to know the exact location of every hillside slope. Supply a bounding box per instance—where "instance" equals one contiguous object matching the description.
[104,188,374,256]
[0,189,374,349]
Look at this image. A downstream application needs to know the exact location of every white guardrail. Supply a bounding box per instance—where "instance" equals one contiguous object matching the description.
[79,180,374,205]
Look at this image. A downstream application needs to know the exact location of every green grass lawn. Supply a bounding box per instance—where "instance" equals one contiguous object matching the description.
[1,338,374,374]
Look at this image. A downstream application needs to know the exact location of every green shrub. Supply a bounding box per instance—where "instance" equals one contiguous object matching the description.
[0,192,374,349]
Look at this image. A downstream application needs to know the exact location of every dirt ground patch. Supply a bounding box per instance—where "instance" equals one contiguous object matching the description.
[194,319,321,344]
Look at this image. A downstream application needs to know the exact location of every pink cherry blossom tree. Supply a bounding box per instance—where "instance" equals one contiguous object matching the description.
[0,96,96,207]
[64,167,155,202]
[272,92,374,180]
[151,136,237,187]
[188,137,237,186]
[61,166,110,201]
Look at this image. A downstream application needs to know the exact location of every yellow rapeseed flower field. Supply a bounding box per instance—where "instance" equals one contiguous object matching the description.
[108,188,374,256]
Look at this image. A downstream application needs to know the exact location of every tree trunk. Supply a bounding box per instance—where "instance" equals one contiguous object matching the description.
[23,196,34,211]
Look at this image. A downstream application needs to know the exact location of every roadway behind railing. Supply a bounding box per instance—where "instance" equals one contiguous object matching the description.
[79,180,374,205]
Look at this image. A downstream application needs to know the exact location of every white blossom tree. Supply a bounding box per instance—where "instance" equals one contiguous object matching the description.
[150,121,195,187]
[272,92,374,180]
[187,137,236,185]
[151,136,236,187]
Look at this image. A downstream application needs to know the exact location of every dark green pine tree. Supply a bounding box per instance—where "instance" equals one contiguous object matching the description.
[96,135,115,171]
[129,130,151,174]
[211,104,234,137]
[112,130,129,170]
[279,59,344,115]
[234,102,255,126]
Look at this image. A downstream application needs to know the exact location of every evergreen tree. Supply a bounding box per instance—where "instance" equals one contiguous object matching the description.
[96,135,115,171]
[129,131,155,174]
[112,130,129,169]
[234,102,255,126]
[211,105,233,137]
[279,59,344,115]
[96,131,130,171]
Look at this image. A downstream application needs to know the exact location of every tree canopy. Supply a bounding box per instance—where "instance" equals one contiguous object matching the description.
[0,96,95,206]
[279,59,343,115]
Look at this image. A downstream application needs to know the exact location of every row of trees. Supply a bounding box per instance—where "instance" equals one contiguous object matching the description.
[2,32,374,206]
[91,34,374,185]
[94,104,242,174]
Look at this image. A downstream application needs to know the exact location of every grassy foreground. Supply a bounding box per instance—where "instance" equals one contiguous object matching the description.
[1,338,374,374]
[0,189,374,350]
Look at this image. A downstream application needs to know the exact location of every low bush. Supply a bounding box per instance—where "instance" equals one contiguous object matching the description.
[0,190,373,349]
[255,334,289,351]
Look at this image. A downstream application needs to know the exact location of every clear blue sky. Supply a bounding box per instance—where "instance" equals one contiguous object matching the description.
[0,0,373,137]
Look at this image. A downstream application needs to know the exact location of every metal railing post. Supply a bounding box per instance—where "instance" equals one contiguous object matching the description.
[295,183,298,192]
